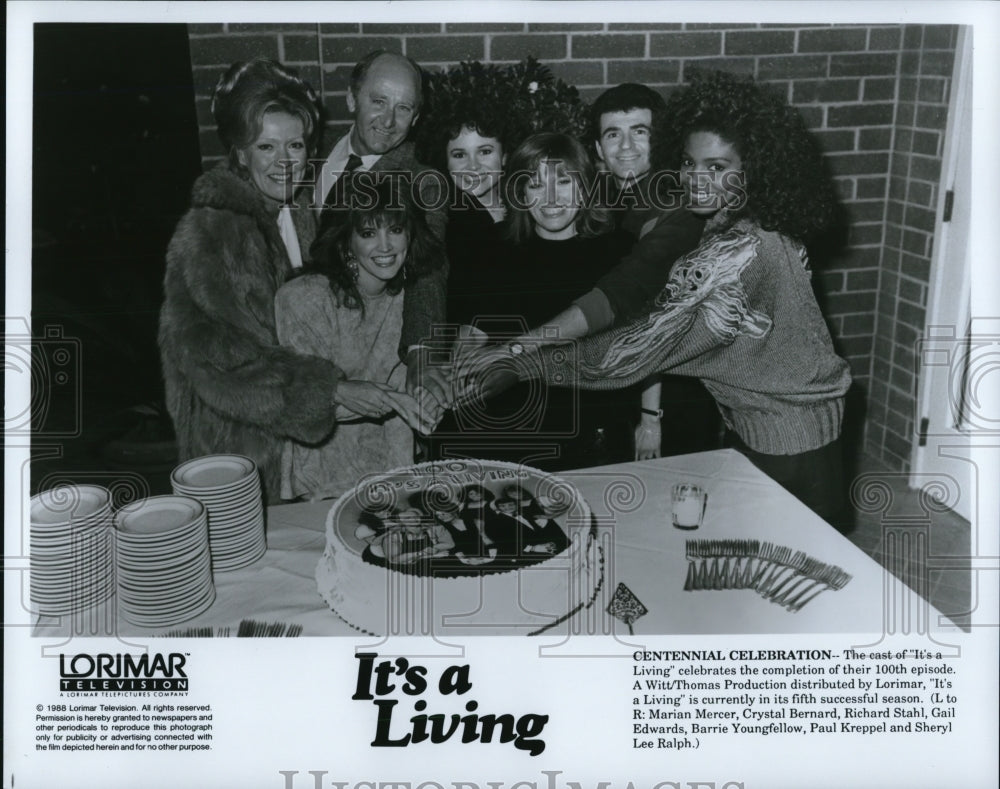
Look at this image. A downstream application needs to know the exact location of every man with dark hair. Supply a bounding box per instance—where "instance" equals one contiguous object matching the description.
[590,83,665,237]
[316,50,451,417]
[575,83,705,328]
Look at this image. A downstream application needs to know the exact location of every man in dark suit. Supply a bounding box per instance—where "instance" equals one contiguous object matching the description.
[316,50,451,417]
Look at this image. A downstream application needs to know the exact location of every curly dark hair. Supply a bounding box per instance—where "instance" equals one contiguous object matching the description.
[416,58,591,176]
[307,176,444,313]
[415,90,522,175]
[653,70,837,242]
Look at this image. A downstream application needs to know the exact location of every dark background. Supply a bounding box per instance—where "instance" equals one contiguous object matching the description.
[31,24,200,493]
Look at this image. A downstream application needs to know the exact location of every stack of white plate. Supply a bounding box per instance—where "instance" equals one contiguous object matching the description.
[30,485,115,616]
[114,495,216,627]
[170,455,266,571]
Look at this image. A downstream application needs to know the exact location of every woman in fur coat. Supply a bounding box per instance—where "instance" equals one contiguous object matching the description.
[158,60,424,501]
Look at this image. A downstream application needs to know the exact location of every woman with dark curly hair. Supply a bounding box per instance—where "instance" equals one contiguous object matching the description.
[417,97,517,325]
[418,95,515,218]
[471,72,852,523]
[274,178,444,500]
[651,71,838,243]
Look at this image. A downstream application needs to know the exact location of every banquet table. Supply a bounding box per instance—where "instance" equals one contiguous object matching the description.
[32,450,959,638]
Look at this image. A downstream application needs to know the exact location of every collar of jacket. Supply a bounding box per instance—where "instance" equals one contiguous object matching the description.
[365,140,416,172]
[190,164,312,223]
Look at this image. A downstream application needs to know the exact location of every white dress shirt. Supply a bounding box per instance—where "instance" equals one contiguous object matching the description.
[314,126,383,211]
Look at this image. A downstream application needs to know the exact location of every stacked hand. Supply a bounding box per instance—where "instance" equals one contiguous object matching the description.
[405,348,453,434]
[450,342,524,409]
[335,379,438,436]
[402,329,526,420]
[348,331,534,435]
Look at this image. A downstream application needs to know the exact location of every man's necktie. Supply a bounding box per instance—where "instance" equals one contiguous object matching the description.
[344,153,364,174]
[331,153,365,209]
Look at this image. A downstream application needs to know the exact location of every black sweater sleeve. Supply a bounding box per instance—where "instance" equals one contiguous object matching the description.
[594,207,705,323]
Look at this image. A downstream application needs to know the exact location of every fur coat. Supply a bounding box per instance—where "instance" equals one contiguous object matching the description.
[159,166,342,501]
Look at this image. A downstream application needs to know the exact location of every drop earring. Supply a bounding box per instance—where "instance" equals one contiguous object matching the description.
[345,252,359,281]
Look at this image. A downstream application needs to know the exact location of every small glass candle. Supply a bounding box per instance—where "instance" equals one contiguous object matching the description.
[671,483,707,530]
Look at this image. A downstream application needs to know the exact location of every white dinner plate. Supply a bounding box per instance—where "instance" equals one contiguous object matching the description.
[119,584,216,627]
[114,518,207,554]
[118,575,212,605]
[208,528,264,553]
[29,526,109,550]
[116,554,211,587]
[208,523,265,546]
[30,574,115,609]
[117,548,211,585]
[30,555,111,581]
[30,485,111,526]
[114,495,205,536]
[31,528,110,555]
[171,455,256,491]
[172,474,259,501]
[210,541,266,571]
[30,568,114,598]
[118,562,212,596]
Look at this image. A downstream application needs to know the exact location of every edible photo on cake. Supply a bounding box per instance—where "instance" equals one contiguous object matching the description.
[352,479,571,578]
[316,459,604,636]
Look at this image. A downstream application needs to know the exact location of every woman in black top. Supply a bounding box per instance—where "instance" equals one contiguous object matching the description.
[416,93,515,326]
[449,133,635,470]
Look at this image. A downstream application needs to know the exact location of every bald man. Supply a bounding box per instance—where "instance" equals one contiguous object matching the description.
[317,50,451,413]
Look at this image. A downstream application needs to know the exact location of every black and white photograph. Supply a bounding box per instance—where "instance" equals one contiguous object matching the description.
[5,2,999,788]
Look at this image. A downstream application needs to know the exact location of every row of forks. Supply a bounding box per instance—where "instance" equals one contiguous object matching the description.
[162,620,304,637]
[684,539,852,612]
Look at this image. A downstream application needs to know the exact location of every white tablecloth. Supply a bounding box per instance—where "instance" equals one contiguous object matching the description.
[32,450,959,637]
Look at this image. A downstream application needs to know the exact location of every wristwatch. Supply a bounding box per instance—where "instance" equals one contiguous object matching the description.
[641,407,663,420]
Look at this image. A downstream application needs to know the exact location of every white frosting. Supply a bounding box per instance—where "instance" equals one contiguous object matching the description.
[315,459,602,636]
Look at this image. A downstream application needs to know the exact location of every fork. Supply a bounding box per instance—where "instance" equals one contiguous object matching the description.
[757,546,798,595]
[785,567,852,611]
[761,550,810,601]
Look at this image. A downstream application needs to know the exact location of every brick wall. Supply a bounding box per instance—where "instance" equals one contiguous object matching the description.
[866,25,958,469]
[186,21,959,468]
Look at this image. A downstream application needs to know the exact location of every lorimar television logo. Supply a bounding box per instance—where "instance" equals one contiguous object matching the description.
[60,653,190,692]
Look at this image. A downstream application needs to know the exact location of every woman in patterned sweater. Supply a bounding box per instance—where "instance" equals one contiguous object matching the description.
[470,71,852,525]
